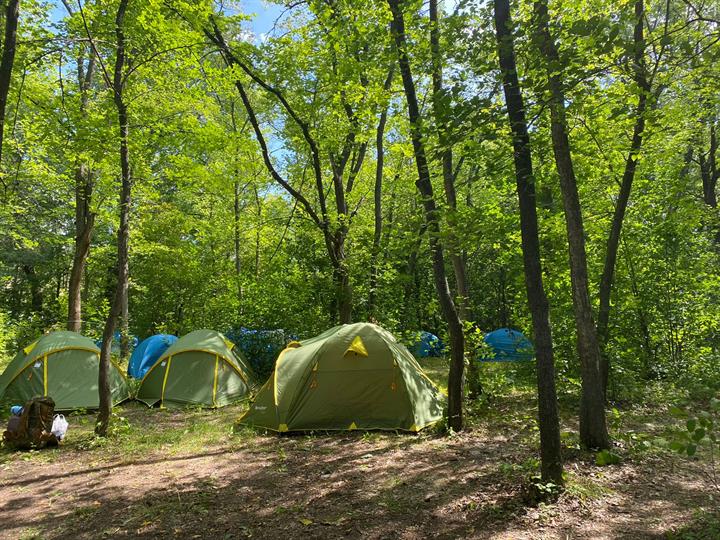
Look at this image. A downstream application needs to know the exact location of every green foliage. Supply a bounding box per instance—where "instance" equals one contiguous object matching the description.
[0,0,717,439]
[594,449,621,466]
[667,398,720,459]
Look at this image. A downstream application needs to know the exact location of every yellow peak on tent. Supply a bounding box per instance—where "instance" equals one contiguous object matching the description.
[23,339,39,355]
[344,335,368,357]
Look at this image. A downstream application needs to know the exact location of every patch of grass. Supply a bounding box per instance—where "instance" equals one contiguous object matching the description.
[666,509,720,540]
[17,527,43,540]
[419,357,449,394]
[73,503,101,520]
[378,491,411,512]
[565,472,613,502]
[0,402,253,468]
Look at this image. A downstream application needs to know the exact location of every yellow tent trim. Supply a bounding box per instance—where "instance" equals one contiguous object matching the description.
[348,421,357,430]
[409,423,418,432]
[142,348,250,388]
[344,336,368,357]
[26,346,99,365]
[278,423,288,432]
[223,337,235,350]
[6,346,126,391]
[160,356,173,407]
[236,375,275,425]
[23,340,39,355]
[212,355,219,407]
[286,341,302,349]
[273,346,295,406]
[43,355,48,395]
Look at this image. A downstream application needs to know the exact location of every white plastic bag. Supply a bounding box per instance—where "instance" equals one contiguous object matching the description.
[51,414,68,440]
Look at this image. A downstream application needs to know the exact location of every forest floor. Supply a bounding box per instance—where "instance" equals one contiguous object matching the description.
[0,359,718,540]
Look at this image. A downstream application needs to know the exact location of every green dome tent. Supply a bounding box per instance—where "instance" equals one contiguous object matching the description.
[239,322,446,433]
[136,329,257,408]
[0,331,130,411]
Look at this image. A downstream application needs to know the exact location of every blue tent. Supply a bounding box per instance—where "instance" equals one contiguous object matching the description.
[410,331,446,358]
[480,328,534,362]
[127,334,178,379]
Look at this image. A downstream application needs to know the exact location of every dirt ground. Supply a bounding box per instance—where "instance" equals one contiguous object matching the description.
[0,401,717,540]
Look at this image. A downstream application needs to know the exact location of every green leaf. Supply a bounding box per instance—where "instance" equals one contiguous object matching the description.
[669,406,687,418]
[595,449,621,466]
[669,441,686,453]
[687,418,697,432]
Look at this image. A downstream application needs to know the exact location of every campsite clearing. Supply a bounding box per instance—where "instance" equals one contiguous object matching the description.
[0,363,717,539]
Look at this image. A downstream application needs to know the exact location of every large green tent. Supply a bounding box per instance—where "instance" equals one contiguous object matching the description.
[239,322,446,432]
[0,331,130,411]
[136,329,257,408]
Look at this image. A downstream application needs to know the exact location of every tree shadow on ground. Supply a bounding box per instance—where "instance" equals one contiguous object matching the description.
[1,428,715,540]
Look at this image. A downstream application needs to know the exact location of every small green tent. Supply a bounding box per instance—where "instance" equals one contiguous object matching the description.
[0,331,130,411]
[239,322,446,432]
[136,329,256,408]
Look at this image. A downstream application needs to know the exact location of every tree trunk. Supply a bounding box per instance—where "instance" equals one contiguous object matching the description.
[253,182,261,277]
[330,236,352,324]
[532,0,609,450]
[368,105,387,319]
[22,264,43,313]
[66,12,96,333]
[429,0,479,398]
[596,0,649,395]
[403,223,426,330]
[119,288,129,361]
[230,102,243,308]
[97,0,130,437]
[67,164,94,332]
[388,0,465,431]
[700,123,718,208]
[494,0,563,484]
[0,0,19,171]
[206,19,359,326]
[368,69,394,320]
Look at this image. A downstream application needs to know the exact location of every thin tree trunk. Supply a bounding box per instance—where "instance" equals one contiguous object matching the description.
[22,264,43,313]
[701,123,718,208]
[494,0,563,484]
[532,0,609,450]
[368,106,387,319]
[369,69,394,320]
[67,165,94,331]
[0,0,19,171]
[700,125,720,244]
[388,0,465,431]
[403,222,426,330]
[429,0,478,398]
[230,101,243,308]
[429,0,471,321]
[234,177,241,274]
[65,3,96,333]
[596,0,649,395]
[336,260,352,324]
[97,0,130,437]
[119,289,129,361]
[206,19,359,325]
[253,182,261,278]
[621,235,654,380]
